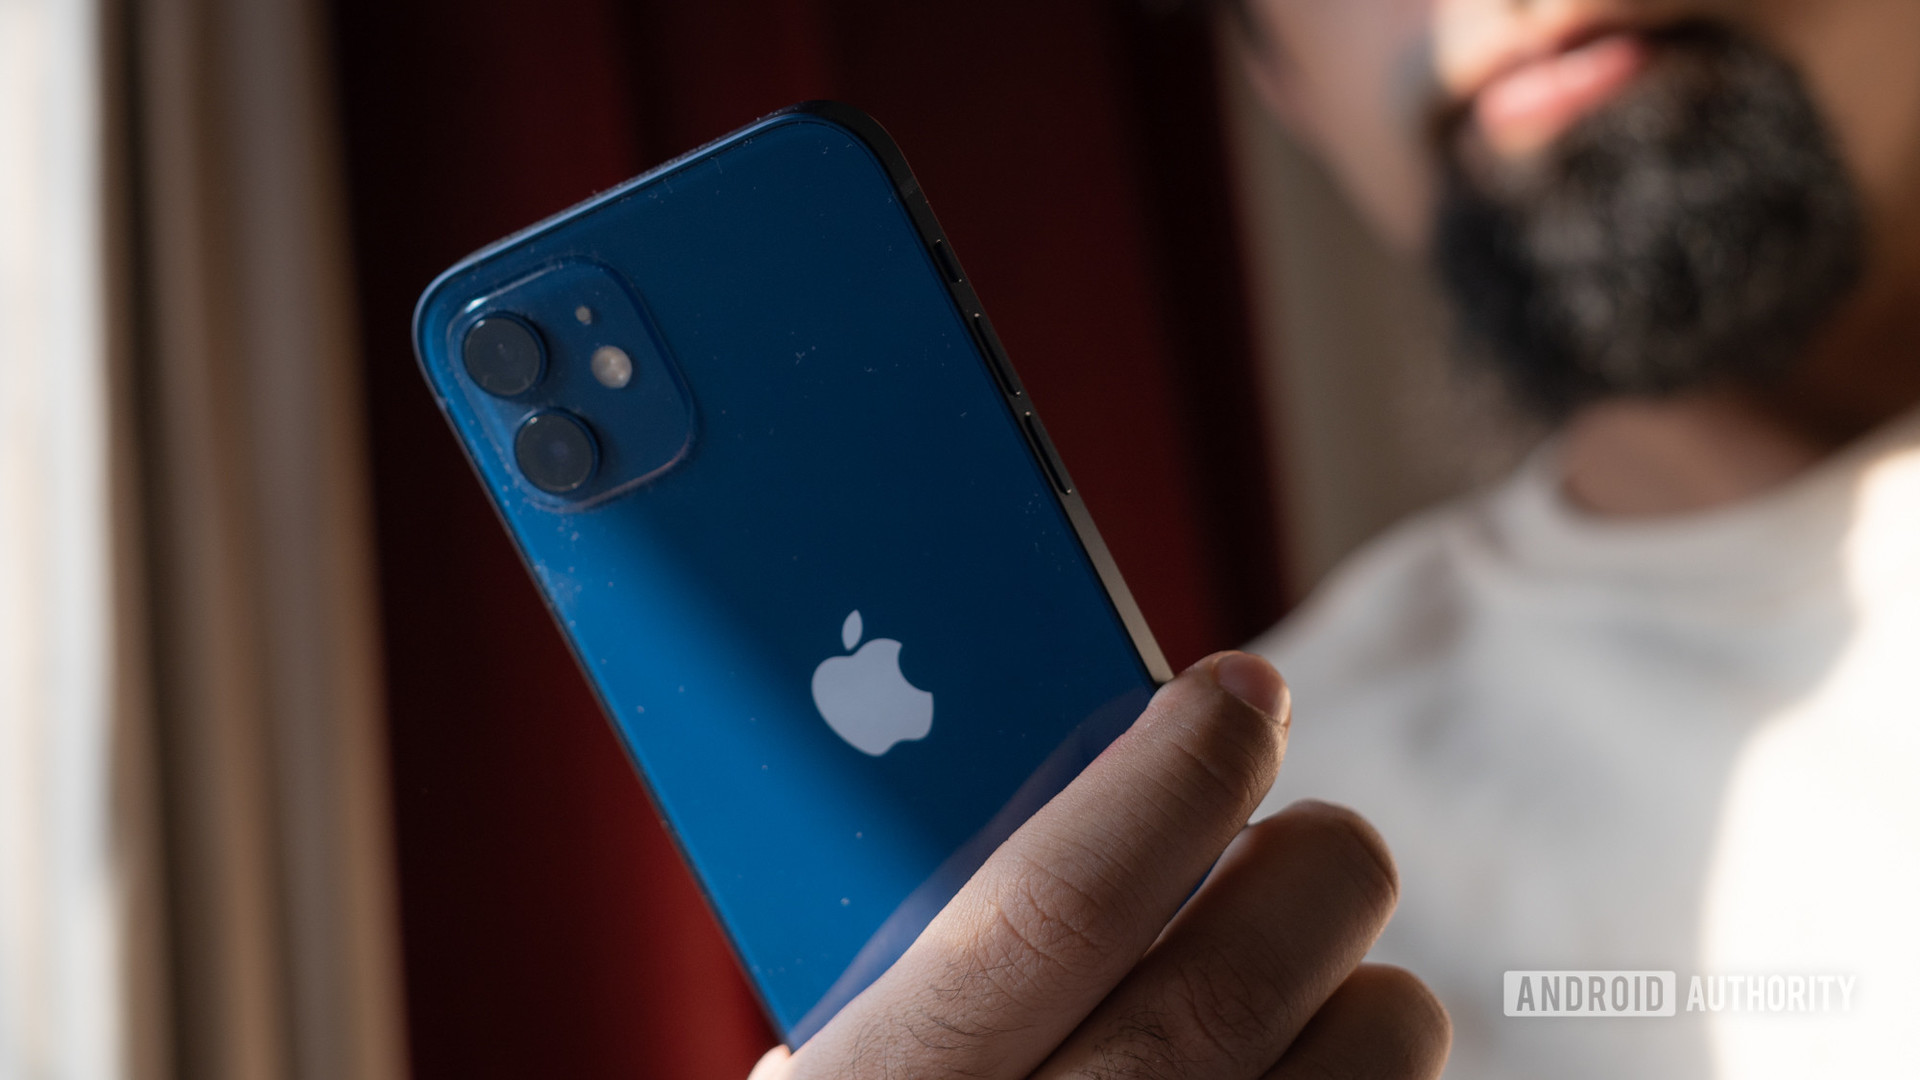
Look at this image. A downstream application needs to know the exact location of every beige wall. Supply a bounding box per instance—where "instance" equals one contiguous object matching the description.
[1218,37,1539,593]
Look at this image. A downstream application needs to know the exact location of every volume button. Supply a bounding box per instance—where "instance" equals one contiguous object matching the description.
[971,314,1023,398]
[932,238,964,283]
[1023,412,1074,496]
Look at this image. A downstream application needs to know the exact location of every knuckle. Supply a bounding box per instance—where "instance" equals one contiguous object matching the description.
[1075,946,1286,1078]
[856,852,1130,1074]
[837,1005,1005,1080]
[1158,738,1267,829]
[1081,1008,1186,1080]
[1363,966,1454,1074]
[1382,968,1451,1068]
[1150,679,1284,818]
[832,957,1045,1077]
[966,852,1125,997]
[1272,800,1400,916]
[1163,952,1278,1062]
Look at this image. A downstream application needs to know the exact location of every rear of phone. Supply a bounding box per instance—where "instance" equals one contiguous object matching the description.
[413,103,1168,1045]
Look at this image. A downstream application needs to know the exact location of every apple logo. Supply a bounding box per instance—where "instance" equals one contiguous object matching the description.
[810,610,934,756]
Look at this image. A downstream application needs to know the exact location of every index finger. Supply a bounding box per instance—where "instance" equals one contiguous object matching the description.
[789,652,1290,1080]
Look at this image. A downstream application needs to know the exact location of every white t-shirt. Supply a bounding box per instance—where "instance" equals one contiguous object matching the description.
[1250,411,1920,1079]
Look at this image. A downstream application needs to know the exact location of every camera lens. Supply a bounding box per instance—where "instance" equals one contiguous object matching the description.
[464,315,545,397]
[514,411,598,494]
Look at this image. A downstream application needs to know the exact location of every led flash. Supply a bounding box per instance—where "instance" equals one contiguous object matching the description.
[574,305,594,325]
[591,345,634,389]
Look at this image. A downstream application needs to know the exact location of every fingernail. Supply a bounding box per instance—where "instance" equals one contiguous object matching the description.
[1213,652,1283,719]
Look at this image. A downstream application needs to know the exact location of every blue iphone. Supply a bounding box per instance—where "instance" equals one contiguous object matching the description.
[413,102,1171,1045]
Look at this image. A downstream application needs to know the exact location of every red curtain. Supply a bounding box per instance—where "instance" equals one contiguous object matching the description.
[329,1,1282,1076]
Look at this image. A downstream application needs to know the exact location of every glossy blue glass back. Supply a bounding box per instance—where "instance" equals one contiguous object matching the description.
[414,105,1165,1044]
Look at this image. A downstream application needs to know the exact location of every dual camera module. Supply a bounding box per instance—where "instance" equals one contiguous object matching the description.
[463,314,601,495]
[452,261,697,505]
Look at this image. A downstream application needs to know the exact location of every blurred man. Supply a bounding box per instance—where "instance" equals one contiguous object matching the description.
[1238,0,1920,1076]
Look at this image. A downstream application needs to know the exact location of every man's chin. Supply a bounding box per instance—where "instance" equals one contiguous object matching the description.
[1432,22,1866,418]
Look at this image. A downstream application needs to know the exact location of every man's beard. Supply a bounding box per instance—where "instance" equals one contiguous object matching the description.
[1433,23,1866,419]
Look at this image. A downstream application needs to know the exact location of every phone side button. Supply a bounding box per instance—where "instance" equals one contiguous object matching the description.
[971,314,1023,399]
[933,238,964,283]
[1023,412,1074,496]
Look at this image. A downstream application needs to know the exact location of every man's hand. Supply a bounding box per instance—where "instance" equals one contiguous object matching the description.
[751,652,1450,1080]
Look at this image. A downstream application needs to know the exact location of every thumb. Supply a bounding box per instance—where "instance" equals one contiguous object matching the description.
[747,1046,791,1080]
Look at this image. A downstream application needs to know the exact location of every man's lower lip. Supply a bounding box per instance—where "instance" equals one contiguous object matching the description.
[1474,32,1653,155]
